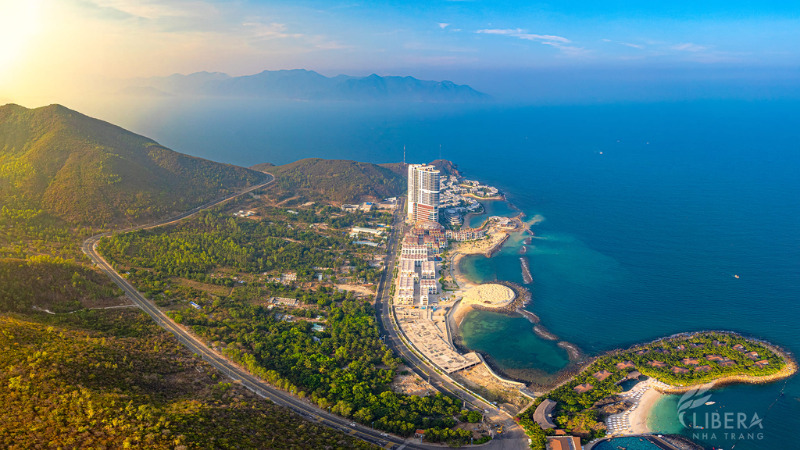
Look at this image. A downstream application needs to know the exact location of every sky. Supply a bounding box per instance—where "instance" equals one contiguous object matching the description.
[2,0,800,104]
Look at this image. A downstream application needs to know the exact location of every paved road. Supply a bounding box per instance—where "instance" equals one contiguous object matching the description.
[373,207,529,450]
[81,176,437,449]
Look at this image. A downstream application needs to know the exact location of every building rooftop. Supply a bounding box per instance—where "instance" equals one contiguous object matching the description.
[546,436,581,450]
[573,383,593,394]
[534,399,557,429]
[593,370,613,382]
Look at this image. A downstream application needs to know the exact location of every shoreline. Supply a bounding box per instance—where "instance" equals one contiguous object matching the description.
[629,386,662,434]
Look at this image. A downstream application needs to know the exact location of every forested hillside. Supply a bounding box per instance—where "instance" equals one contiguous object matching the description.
[0,103,266,226]
[252,158,404,204]
[0,311,371,449]
[0,256,123,313]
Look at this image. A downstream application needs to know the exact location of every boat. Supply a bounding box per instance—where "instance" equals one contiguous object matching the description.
[705,401,716,405]
[733,274,740,279]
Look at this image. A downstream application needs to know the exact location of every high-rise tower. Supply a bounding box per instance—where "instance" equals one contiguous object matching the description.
[407,164,441,224]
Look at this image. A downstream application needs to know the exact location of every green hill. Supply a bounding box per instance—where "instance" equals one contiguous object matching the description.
[0,311,370,449]
[254,158,404,204]
[0,104,267,226]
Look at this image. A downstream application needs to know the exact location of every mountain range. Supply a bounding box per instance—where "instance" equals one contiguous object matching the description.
[124,69,489,102]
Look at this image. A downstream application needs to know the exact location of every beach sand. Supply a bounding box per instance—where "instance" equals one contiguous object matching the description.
[628,388,662,434]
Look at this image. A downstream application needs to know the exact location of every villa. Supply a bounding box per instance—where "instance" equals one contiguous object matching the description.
[593,370,613,382]
[573,383,593,394]
[616,361,636,370]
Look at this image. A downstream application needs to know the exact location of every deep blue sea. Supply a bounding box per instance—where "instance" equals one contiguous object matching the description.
[89,97,800,449]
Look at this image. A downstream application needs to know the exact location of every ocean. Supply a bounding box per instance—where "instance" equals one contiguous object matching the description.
[87,97,800,449]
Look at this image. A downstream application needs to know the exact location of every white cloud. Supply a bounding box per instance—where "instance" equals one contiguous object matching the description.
[242,21,304,40]
[438,23,450,29]
[620,42,645,49]
[475,28,584,55]
[672,43,708,52]
[476,28,570,43]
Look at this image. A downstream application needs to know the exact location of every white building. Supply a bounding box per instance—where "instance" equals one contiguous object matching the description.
[407,164,441,224]
[420,261,436,280]
[400,259,417,277]
[400,244,429,265]
[350,226,384,237]
[397,276,416,305]
[420,279,438,295]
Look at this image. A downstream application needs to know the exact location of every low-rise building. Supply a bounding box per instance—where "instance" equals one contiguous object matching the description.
[271,297,298,306]
[420,279,438,295]
[400,259,417,277]
[401,244,429,265]
[546,436,581,450]
[397,276,416,305]
[350,226,384,237]
[420,261,436,280]
[446,228,486,241]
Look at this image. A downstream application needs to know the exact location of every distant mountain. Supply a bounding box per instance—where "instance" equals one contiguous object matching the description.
[253,158,405,204]
[0,104,267,225]
[128,69,489,102]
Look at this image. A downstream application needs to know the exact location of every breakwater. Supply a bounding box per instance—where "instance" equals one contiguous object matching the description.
[484,233,509,257]
[520,256,533,284]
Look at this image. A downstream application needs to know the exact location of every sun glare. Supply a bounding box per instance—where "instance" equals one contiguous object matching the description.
[0,1,42,80]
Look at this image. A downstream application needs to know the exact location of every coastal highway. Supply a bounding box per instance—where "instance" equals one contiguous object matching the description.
[373,208,529,450]
[81,176,433,450]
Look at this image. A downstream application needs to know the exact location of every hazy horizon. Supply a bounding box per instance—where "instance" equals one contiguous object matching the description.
[3,1,800,107]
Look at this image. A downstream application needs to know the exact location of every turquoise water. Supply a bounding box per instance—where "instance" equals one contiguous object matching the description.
[87,98,800,449]
[592,437,662,450]
[459,311,569,380]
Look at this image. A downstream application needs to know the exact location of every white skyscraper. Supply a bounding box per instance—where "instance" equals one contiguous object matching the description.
[407,164,441,224]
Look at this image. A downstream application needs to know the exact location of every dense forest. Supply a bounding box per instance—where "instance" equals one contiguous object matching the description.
[171,294,475,444]
[0,310,371,449]
[97,210,383,297]
[0,255,123,313]
[0,103,266,226]
[252,158,404,204]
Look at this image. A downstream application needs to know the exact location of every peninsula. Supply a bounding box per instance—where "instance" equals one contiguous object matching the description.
[516,330,796,446]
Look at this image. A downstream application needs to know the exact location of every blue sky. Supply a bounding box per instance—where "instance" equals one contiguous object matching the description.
[3,0,800,102]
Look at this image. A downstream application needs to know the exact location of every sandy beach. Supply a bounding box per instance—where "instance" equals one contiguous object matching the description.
[628,388,662,434]
[604,379,668,436]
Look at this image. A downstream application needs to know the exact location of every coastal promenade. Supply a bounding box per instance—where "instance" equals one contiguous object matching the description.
[374,207,529,450]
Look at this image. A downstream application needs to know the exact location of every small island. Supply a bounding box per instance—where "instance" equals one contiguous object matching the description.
[516,331,797,448]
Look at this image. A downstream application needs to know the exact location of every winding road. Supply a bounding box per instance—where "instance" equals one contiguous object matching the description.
[82,175,527,449]
[81,175,430,449]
